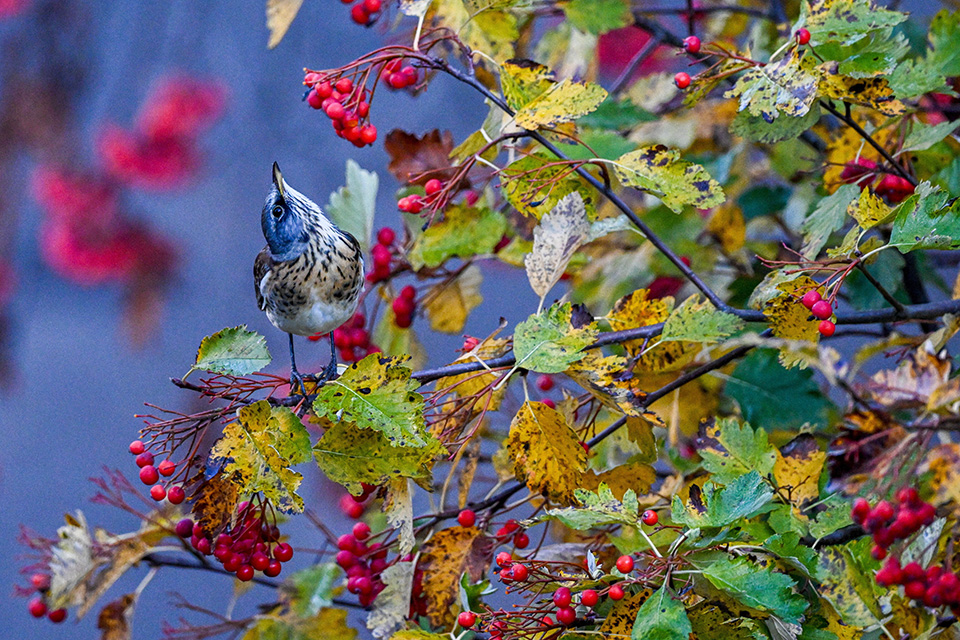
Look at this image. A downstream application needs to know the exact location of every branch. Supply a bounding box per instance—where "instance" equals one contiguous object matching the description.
[819,101,916,186]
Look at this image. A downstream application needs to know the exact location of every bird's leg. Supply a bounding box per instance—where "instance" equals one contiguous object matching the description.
[319,331,339,382]
[288,333,308,396]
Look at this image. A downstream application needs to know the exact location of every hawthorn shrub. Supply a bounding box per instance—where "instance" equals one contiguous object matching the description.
[17,0,960,638]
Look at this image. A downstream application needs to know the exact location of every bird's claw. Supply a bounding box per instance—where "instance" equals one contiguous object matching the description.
[289,369,309,397]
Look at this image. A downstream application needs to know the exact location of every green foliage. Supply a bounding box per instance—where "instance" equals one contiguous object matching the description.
[563,0,630,35]
[407,204,507,269]
[631,586,693,640]
[613,145,725,212]
[800,184,860,258]
[545,483,640,529]
[695,556,808,624]
[326,159,378,250]
[285,563,341,617]
[890,182,960,252]
[660,296,744,343]
[671,471,774,529]
[697,417,777,484]
[513,302,597,373]
[725,51,818,122]
[190,326,271,377]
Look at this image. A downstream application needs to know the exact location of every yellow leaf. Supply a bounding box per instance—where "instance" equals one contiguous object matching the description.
[435,336,511,411]
[500,59,555,111]
[614,145,725,212]
[565,350,648,416]
[513,79,608,130]
[266,0,304,49]
[818,63,906,116]
[752,273,821,365]
[582,462,657,499]
[424,265,483,334]
[432,0,517,63]
[847,188,893,230]
[606,288,673,355]
[773,433,826,508]
[418,527,493,629]
[384,479,414,556]
[188,469,242,537]
[505,401,588,503]
[598,588,654,637]
[707,204,746,253]
[821,113,893,190]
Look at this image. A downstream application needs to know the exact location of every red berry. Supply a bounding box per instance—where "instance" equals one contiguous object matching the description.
[810,300,833,320]
[335,78,353,94]
[264,560,283,577]
[674,72,691,89]
[129,440,145,455]
[236,565,255,581]
[616,555,634,573]
[325,101,345,120]
[424,178,442,195]
[580,589,599,607]
[871,545,887,560]
[905,580,926,600]
[897,487,920,505]
[350,4,369,24]
[338,534,357,552]
[873,500,895,523]
[876,174,915,203]
[537,374,554,392]
[903,562,925,582]
[339,494,365,519]
[251,552,271,572]
[376,228,396,247]
[363,0,381,12]
[795,28,811,45]
[851,497,871,522]
[353,522,371,541]
[400,285,416,300]
[514,532,530,549]
[458,611,477,628]
[175,518,193,538]
[818,320,836,337]
[195,538,212,555]
[682,36,701,54]
[553,587,572,608]
[503,519,520,533]
[801,289,821,309]
[371,243,392,267]
[158,460,176,476]
[458,509,476,527]
[315,81,333,99]
[274,543,294,562]
[401,66,418,83]
[496,551,512,567]
[511,563,529,581]
[359,125,378,145]
[609,584,625,600]
[392,296,414,316]
[556,606,576,625]
[139,465,159,485]
[307,89,323,109]
[917,502,937,526]
[30,573,50,591]
[47,608,67,623]
[150,485,167,501]
[840,158,878,186]
[135,451,155,468]
[642,510,659,526]
[28,597,47,618]
[388,73,407,89]
[357,101,370,117]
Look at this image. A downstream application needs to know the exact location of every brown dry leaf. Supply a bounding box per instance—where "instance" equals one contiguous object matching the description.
[505,401,588,503]
[582,462,657,500]
[774,433,826,508]
[598,588,654,637]
[818,63,906,116]
[707,204,746,253]
[864,344,960,411]
[424,265,483,334]
[606,288,673,355]
[188,469,243,536]
[384,129,456,185]
[266,0,304,49]
[97,594,135,640]
[418,526,493,629]
[525,191,590,302]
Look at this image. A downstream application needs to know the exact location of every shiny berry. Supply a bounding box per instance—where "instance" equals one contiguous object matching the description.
[325,101,345,120]
[350,4,369,24]
[458,509,476,527]
[363,0,381,12]
[424,179,442,195]
[896,487,919,505]
[556,606,576,625]
[400,285,416,300]
[818,320,836,337]
[274,543,294,563]
[511,563,529,581]
[135,451,155,468]
[30,573,50,591]
[48,608,67,623]
[851,498,871,522]
[150,485,167,501]
[609,584,625,600]
[674,72,691,89]
[642,510,659,526]
[904,580,926,600]
[360,125,378,145]
[580,589,599,607]
[353,522,371,541]
[28,597,47,618]
[236,565,255,581]
[496,551,512,567]
[307,89,323,109]
[801,290,821,309]
[157,460,176,476]
[175,518,194,538]
[682,36,701,53]
[339,494,365,519]
[338,534,357,552]
[335,78,353,94]
[795,28,811,45]
[514,533,530,549]
[458,611,477,628]
[537,374,554,392]
[811,300,832,320]
[251,552,271,572]
[616,555,634,573]
[139,465,159,485]
[553,587,572,608]
[264,560,283,577]
[377,228,395,246]
[129,440,145,455]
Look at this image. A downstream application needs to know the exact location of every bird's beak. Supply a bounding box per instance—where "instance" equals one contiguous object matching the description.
[272,162,285,198]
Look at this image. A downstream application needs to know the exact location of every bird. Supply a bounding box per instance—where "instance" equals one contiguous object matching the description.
[255,162,364,394]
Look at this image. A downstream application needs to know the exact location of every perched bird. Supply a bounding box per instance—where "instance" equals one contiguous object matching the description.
[255,162,364,393]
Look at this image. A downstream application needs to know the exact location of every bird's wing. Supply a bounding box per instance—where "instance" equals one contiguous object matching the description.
[254,247,272,311]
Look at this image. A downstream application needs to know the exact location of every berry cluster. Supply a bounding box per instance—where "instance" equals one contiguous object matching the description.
[24,573,66,624]
[339,484,377,519]
[129,439,185,504]
[326,312,379,364]
[392,285,417,329]
[342,0,381,25]
[839,158,916,203]
[175,501,292,581]
[800,289,836,337]
[397,178,446,214]
[875,558,960,612]
[304,75,378,148]
[493,519,530,550]
[381,58,419,91]
[336,522,389,607]
[850,489,937,561]
[367,227,397,283]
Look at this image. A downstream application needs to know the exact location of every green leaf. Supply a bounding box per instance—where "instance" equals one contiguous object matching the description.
[725,50,818,122]
[284,563,340,617]
[696,556,808,624]
[808,495,855,539]
[544,483,640,529]
[500,59,555,111]
[313,419,442,494]
[763,532,819,576]
[210,401,312,513]
[513,302,598,373]
[725,349,834,430]
[815,29,909,77]
[802,0,907,46]
[513,79,608,130]
[671,470,774,529]
[928,8,960,76]
[613,145,725,213]
[800,184,860,258]
[326,159,378,251]
[817,544,883,627]
[501,153,598,219]
[407,204,507,269]
[190,326,271,377]
[660,295,744,343]
[890,181,960,252]
[631,585,693,640]
[578,98,657,130]
[564,0,630,35]
[902,121,960,153]
[730,104,821,144]
[697,417,777,484]
[312,354,429,448]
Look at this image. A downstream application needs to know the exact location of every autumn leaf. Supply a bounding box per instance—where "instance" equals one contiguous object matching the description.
[563,0,631,34]
[818,63,906,115]
[500,152,598,219]
[266,0,304,48]
[817,544,884,627]
[545,483,641,529]
[187,469,243,536]
[513,79,608,130]
[597,589,654,637]
[725,50,818,122]
[749,271,822,348]
[384,129,456,184]
[418,526,493,628]
[671,470,774,529]
[847,187,894,230]
[660,295,744,343]
[435,336,511,411]
[500,59,555,111]
[189,326,271,377]
[613,145,725,212]
[801,184,859,257]
[706,204,747,253]
[372,307,428,371]
[242,608,358,640]
[326,159,378,251]
[513,302,597,373]
[802,0,907,46]
[581,463,657,500]
[774,433,826,507]
[97,593,135,640]
[384,479,414,556]
[423,265,483,334]
[312,354,429,448]
[565,350,649,416]
[696,417,777,484]
[525,191,590,303]
[407,204,508,269]
[505,400,588,503]
[605,288,672,355]
[367,562,415,638]
[209,401,311,513]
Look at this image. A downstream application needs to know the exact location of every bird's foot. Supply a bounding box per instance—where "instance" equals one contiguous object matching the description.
[316,358,339,384]
[289,369,309,397]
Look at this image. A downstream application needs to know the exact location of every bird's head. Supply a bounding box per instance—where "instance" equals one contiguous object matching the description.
[261,162,321,260]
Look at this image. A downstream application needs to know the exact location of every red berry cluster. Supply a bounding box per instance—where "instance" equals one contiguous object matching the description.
[304,75,378,148]
[24,573,66,624]
[342,0,381,25]
[326,312,379,363]
[336,522,389,606]
[494,519,529,550]
[800,289,836,337]
[392,285,417,329]
[129,440,185,504]
[367,227,396,283]
[381,58,419,91]
[851,489,937,561]
[839,158,916,203]
[397,178,446,214]
[875,558,960,612]
[339,484,377,519]
[175,501,292,581]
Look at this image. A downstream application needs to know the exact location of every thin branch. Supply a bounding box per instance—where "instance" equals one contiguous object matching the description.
[855,263,907,316]
[610,35,661,95]
[819,101,916,186]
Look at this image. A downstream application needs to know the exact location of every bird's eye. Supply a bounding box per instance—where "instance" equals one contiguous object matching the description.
[271,205,284,218]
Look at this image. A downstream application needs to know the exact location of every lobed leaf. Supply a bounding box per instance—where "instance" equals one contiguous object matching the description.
[631,585,694,640]
[614,145,725,213]
[660,295,744,343]
[671,470,774,529]
[696,556,808,624]
[890,181,960,252]
[513,302,597,373]
[191,326,271,377]
[696,417,777,484]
